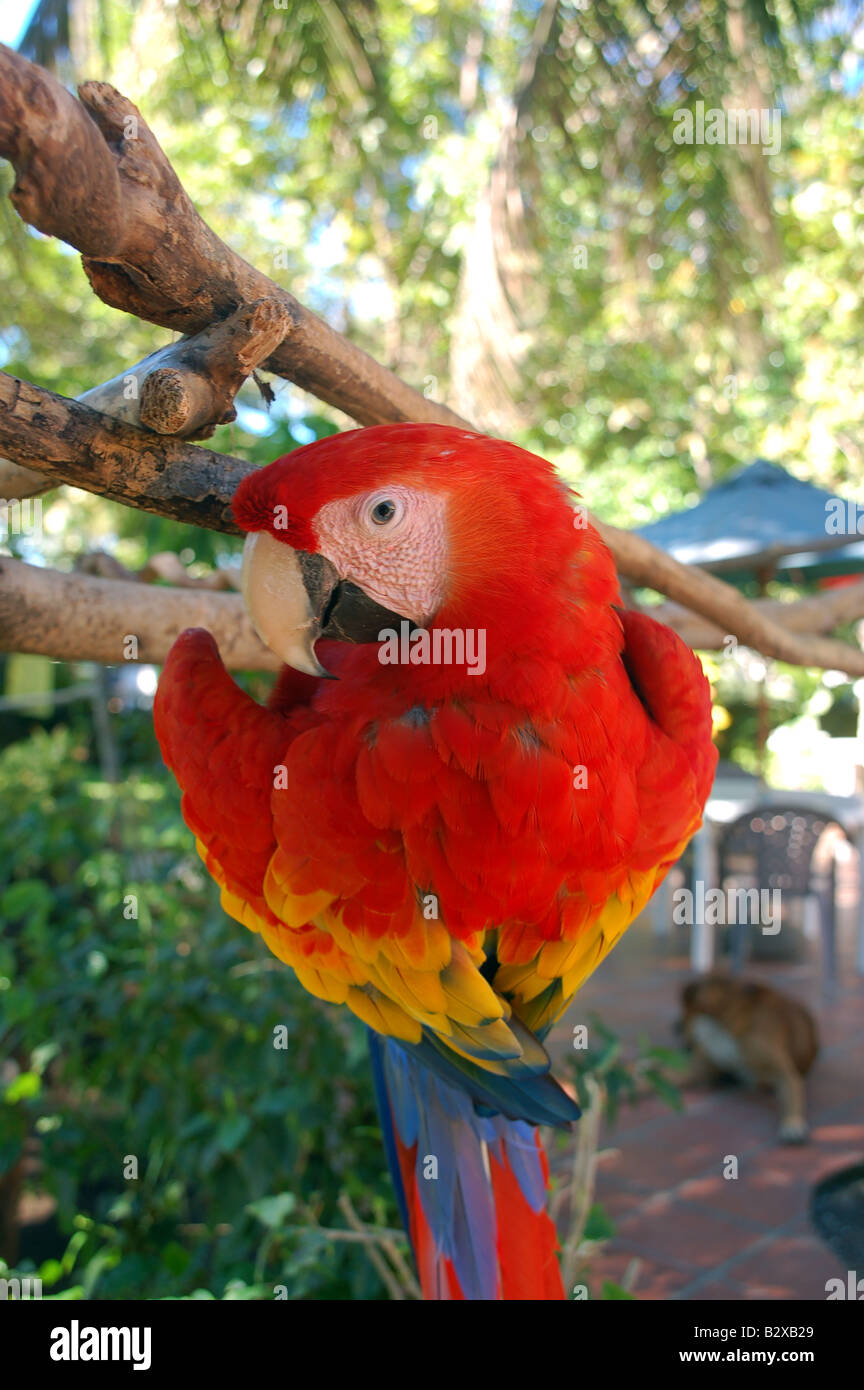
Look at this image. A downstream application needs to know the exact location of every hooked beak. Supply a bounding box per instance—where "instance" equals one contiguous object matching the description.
[241,531,415,678]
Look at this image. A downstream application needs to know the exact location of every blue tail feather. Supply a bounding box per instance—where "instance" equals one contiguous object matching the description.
[369,1031,572,1300]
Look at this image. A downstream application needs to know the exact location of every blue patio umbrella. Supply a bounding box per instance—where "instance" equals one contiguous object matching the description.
[635,459,864,775]
[636,459,864,583]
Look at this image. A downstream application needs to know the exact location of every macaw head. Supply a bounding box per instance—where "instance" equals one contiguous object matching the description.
[232,422,618,679]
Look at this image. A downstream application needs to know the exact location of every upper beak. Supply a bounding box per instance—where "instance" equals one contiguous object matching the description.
[241,531,415,678]
[241,532,336,677]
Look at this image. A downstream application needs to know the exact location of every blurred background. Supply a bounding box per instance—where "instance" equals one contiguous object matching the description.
[1,0,863,1300]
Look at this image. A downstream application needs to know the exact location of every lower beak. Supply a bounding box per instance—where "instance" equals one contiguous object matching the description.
[241,531,416,678]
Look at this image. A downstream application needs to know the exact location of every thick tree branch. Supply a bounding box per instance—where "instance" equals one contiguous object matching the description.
[83,297,292,438]
[0,558,276,670]
[0,43,469,431]
[0,300,288,497]
[653,583,864,651]
[79,550,240,590]
[0,372,248,531]
[1,50,861,677]
[597,521,864,675]
[0,457,52,500]
[1,373,863,675]
[2,557,860,675]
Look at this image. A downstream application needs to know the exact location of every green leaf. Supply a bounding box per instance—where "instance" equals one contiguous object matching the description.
[602,1280,636,1300]
[583,1203,616,1241]
[643,1068,684,1111]
[160,1242,191,1275]
[246,1193,296,1229]
[0,879,52,921]
[216,1113,252,1153]
[641,1045,691,1072]
[39,1259,64,1287]
[3,1071,41,1103]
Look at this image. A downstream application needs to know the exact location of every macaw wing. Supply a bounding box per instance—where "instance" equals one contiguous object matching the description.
[154,629,309,939]
[157,613,712,1123]
[496,608,717,1035]
[260,707,579,1125]
[155,633,577,1125]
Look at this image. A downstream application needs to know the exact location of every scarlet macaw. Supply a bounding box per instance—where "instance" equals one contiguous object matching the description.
[154,424,716,1300]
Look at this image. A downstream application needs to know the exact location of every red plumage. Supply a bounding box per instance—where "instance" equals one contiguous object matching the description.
[155,424,717,1300]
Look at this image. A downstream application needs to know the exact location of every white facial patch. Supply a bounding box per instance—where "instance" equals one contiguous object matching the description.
[312,485,448,625]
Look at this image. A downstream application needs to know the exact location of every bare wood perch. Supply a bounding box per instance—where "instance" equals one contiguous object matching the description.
[0,457,53,500]
[1,373,863,676]
[79,550,240,590]
[0,557,276,670]
[0,43,469,431]
[653,583,864,652]
[1,553,859,673]
[84,297,292,439]
[0,300,288,498]
[0,372,249,531]
[1,48,861,679]
[594,520,864,676]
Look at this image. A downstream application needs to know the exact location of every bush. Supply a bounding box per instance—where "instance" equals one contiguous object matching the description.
[0,724,397,1299]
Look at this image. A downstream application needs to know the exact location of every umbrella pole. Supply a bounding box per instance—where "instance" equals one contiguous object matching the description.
[756,564,774,783]
[757,682,769,782]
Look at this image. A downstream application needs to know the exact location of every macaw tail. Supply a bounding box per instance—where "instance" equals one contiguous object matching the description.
[368,1033,567,1301]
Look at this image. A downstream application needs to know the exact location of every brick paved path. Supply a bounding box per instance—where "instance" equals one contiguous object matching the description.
[548,918,864,1300]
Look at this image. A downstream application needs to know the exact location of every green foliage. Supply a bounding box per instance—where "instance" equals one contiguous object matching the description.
[559,1016,690,1300]
[601,1280,636,1301]
[0,725,399,1299]
[4,0,864,1304]
[7,0,864,543]
[568,1016,689,1124]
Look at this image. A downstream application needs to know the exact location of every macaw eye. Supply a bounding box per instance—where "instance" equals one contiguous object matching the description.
[368,495,403,527]
[359,491,407,536]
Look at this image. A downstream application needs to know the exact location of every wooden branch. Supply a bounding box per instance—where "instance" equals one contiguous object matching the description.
[336,1193,420,1301]
[2,372,863,675]
[0,43,469,431]
[78,549,240,589]
[652,582,864,652]
[0,49,860,677]
[82,297,291,438]
[0,457,53,500]
[594,519,864,675]
[0,301,287,498]
[0,558,276,670]
[3,556,854,672]
[0,373,248,532]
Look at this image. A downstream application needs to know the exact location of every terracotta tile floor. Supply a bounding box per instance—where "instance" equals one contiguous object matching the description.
[546,913,864,1301]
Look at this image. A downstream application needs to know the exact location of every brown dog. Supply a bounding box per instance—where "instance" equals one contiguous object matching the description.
[678,975,819,1144]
